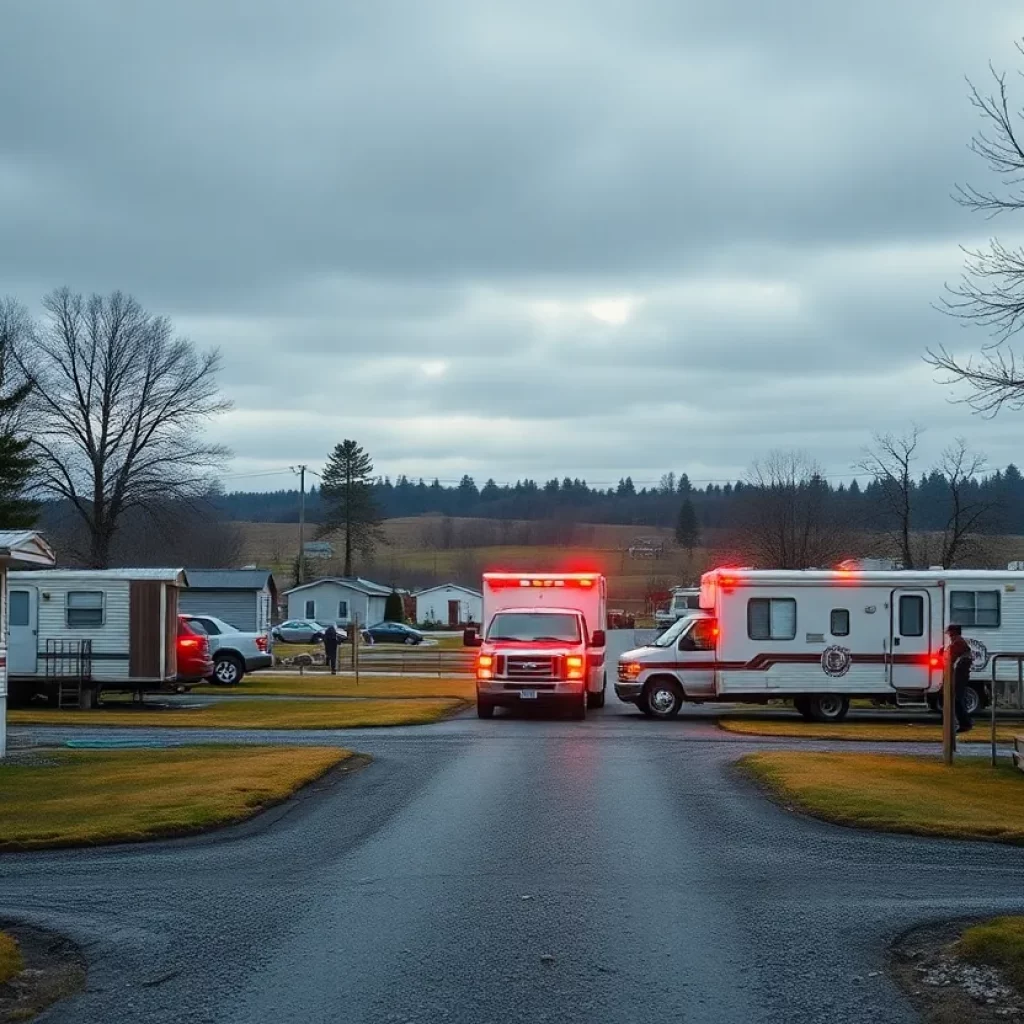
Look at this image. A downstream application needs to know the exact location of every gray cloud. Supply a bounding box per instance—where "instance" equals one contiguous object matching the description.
[2,0,1024,490]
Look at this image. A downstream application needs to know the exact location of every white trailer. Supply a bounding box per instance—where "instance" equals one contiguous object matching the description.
[616,567,1024,720]
[468,572,608,719]
[7,568,189,708]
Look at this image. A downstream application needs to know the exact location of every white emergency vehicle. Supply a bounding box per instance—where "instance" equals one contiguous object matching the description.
[466,572,608,719]
[616,567,1024,720]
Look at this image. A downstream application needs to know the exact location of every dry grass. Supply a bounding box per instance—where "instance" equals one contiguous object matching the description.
[958,918,1024,990]
[194,674,476,700]
[0,934,23,984]
[740,751,1024,843]
[9,698,467,730]
[718,717,1023,743]
[0,746,349,849]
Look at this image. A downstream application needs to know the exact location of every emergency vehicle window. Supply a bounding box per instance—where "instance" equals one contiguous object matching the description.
[687,620,716,651]
[747,598,796,640]
[830,609,850,636]
[899,595,924,637]
[950,590,1000,628]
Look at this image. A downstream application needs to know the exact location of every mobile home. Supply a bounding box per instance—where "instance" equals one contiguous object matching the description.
[8,568,189,708]
[616,568,1024,720]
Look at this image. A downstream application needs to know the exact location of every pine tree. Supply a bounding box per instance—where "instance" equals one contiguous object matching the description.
[320,440,384,576]
[674,497,700,554]
[0,381,37,528]
[384,589,405,622]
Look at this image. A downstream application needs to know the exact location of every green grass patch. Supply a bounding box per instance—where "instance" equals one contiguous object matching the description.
[193,674,475,700]
[958,917,1024,989]
[0,933,23,984]
[740,751,1024,843]
[719,717,1022,744]
[0,746,351,849]
[10,698,467,730]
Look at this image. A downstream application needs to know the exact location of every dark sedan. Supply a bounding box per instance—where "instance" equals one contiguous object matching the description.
[364,622,425,645]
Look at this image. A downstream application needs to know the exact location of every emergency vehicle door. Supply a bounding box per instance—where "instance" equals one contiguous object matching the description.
[675,618,716,697]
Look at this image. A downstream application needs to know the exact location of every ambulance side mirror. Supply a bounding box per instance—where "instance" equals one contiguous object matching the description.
[464,628,481,648]
[591,629,606,649]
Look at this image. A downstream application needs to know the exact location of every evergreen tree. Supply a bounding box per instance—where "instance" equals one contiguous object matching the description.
[0,380,37,527]
[384,589,405,622]
[320,439,384,576]
[675,497,700,553]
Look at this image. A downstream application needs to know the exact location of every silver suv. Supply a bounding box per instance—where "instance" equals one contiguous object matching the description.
[182,615,273,685]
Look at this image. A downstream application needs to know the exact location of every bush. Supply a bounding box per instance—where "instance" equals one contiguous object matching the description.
[384,590,405,622]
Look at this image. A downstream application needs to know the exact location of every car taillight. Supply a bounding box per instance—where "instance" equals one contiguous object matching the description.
[477,654,494,680]
[566,655,585,680]
[179,638,200,650]
[256,635,268,652]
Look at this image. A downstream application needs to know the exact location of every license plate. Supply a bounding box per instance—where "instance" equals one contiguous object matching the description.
[519,689,538,700]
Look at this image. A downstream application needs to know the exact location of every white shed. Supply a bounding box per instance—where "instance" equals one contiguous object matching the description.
[414,584,482,627]
[283,577,392,627]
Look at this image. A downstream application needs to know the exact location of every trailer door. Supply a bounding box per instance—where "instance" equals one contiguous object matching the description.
[890,589,931,689]
[8,588,37,675]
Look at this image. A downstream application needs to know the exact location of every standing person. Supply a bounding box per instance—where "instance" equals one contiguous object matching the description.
[322,623,339,675]
[946,624,974,734]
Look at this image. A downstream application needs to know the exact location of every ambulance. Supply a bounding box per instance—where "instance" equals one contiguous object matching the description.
[615,567,1024,720]
[466,572,607,719]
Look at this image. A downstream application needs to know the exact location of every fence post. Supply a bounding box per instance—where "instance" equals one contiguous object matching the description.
[991,657,999,768]
[942,656,954,766]
[353,615,360,687]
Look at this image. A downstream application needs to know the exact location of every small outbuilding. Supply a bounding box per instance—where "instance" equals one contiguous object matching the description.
[178,569,277,634]
[414,583,482,627]
[283,577,392,627]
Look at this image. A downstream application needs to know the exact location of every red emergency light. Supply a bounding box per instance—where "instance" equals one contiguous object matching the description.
[484,573,601,590]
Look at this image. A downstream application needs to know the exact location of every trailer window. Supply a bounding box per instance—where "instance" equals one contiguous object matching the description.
[898,595,924,637]
[67,591,104,628]
[8,591,28,627]
[747,598,796,640]
[950,590,1001,628]
[830,609,850,637]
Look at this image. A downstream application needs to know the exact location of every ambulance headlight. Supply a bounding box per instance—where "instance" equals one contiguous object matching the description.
[618,662,642,681]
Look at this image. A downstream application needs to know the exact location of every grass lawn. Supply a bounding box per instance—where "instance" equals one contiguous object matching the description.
[718,717,1023,744]
[193,674,475,700]
[0,933,23,983]
[958,917,1024,989]
[0,746,350,850]
[9,698,467,730]
[740,751,1024,843]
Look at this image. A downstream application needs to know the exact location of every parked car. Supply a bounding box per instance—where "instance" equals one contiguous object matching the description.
[177,616,214,683]
[272,619,329,644]
[182,614,272,685]
[364,621,425,645]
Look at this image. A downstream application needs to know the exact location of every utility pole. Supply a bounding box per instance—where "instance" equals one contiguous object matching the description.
[292,465,307,585]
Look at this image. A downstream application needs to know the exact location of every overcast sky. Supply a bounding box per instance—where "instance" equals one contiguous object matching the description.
[3,1,1024,491]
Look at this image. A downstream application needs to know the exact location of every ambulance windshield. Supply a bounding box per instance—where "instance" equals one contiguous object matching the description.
[486,612,581,643]
[652,616,693,647]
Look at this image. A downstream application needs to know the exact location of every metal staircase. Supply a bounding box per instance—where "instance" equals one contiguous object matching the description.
[43,640,93,709]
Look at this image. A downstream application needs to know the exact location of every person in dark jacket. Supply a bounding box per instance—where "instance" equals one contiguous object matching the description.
[946,624,973,734]
[322,624,340,675]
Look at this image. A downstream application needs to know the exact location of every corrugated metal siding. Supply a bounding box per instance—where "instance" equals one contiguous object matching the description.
[180,590,257,631]
[33,578,132,682]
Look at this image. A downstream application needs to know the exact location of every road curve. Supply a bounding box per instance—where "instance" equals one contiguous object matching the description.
[3,706,1024,1023]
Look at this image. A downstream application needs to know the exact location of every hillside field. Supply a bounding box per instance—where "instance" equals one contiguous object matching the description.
[240,517,715,607]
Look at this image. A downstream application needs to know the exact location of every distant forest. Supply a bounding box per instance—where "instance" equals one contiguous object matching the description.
[213,467,1024,535]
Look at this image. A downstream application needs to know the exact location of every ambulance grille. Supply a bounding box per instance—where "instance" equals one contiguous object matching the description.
[505,655,558,681]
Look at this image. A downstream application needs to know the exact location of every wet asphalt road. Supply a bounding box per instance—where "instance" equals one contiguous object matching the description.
[4,629,1024,1023]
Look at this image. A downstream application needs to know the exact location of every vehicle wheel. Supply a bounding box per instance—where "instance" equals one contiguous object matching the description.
[312,633,324,645]
[805,694,850,723]
[213,655,244,686]
[404,636,416,645]
[569,690,587,720]
[587,688,606,709]
[964,684,981,717]
[643,677,683,719]
[476,699,495,719]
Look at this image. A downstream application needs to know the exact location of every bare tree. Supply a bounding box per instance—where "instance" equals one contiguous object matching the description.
[857,428,921,569]
[928,41,1024,408]
[741,450,845,569]
[19,289,231,567]
[935,439,995,567]
[859,430,994,568]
